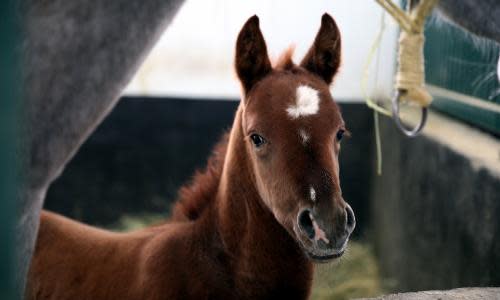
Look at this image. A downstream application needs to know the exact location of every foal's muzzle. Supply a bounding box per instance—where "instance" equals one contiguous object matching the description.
[296,204,355,261]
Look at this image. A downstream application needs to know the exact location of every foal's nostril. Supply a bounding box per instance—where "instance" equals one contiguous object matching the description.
[345,204,356,233]
[298,210,315,239]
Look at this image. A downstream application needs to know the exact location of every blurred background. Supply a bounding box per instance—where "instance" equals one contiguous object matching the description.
[3,0,500,299]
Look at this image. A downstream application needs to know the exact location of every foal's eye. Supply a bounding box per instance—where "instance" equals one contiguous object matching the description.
[336,129,345,142]
[250,134,267,147]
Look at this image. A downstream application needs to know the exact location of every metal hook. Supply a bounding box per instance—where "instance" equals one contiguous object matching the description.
[391,89,428,137]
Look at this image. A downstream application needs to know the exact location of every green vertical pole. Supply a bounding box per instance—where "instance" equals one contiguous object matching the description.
[0,0,19,299]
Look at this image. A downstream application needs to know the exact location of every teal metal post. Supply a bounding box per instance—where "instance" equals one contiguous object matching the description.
[0,0,19,299]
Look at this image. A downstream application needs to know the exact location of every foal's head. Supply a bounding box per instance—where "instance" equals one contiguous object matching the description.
[235,14,355,262]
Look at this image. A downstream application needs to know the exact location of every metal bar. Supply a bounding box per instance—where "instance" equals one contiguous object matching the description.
[427,84,500,114]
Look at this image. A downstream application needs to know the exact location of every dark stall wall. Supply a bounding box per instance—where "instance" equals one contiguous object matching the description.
[363,8,500,292]
[44,98,238,225]
[371,114,500,291]
[44,97,374,237]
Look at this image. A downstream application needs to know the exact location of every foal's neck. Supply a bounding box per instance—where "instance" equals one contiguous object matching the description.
[214,107,313,295]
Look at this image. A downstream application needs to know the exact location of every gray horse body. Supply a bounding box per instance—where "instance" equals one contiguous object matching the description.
[17,0,185,297]
[16,0,500,298]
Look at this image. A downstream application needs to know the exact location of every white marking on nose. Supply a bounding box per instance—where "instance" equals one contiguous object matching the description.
[309,186,316,202]
[287,85,320,119]
[299,129,309,144]
[309,212,329,244]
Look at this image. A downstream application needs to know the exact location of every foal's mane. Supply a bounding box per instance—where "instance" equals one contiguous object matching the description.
[171,132,229,221]
[274,47,295,70]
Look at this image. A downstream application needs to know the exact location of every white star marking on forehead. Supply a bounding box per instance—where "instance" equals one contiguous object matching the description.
[286,85,320,119]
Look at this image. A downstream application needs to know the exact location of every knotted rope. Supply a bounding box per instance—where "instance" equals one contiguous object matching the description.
[362,0,438,173]
[377,0,438,106]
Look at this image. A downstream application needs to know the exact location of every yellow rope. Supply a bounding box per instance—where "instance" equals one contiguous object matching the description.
[374,109,383,175]
[375,0,415,32]
[413,0,439,29]
[361,11,392,118]
[378,0,439,107]
[363,0,438,174]
[361,11,390,175]
[396,32,432,106]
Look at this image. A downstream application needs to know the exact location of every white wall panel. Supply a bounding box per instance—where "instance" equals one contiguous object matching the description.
[125,0,398,101]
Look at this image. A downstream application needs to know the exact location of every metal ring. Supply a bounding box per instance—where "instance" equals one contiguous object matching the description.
[391,90,428,137]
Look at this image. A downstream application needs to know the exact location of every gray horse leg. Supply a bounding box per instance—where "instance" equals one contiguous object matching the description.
[14,187,46,299]
[18,0,185,296]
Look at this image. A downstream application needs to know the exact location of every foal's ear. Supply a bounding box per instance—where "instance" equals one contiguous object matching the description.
[235,15,272,95]
[300,13,341,84]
